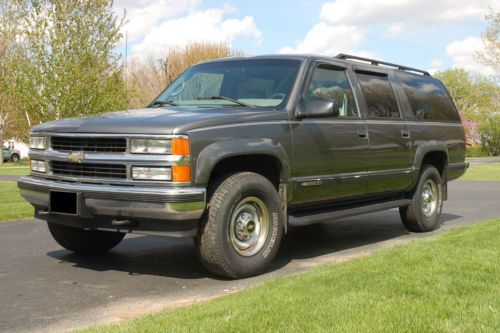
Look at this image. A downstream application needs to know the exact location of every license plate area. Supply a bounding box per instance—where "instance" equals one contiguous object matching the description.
[50,191,78,215]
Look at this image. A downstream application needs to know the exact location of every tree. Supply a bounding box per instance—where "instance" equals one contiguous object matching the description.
[13,0,127,126]
[126,42,241,109]
[435,68,499,155]
[434,68,497,116]
[0,0,24,164]
[476,9,499,77]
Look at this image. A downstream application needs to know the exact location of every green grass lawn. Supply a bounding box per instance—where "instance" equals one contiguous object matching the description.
[0,159,30,175]
[0,166,29,176]
[0,182,33,222]
[82,219,500,333]
[0,159,29,167]
[461,163,500,181]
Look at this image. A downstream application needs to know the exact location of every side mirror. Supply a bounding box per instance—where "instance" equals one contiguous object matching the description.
[299,96,340,118]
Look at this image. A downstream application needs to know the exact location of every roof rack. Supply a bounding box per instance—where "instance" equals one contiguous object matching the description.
[335,53,431,76]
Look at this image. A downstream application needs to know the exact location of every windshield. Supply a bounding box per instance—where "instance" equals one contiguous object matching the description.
[154,59,301,108]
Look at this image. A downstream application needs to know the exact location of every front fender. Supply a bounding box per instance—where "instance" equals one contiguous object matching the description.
[194,138,290,185]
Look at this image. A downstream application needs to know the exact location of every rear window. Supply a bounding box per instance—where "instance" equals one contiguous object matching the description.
[397,72,460,121]
[357,72,400,119]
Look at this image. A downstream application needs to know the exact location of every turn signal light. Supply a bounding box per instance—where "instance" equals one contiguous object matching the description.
[172,165,191,182]
[172,138,190,155]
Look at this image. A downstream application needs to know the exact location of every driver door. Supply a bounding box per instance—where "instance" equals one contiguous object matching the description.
[291,63,370,206]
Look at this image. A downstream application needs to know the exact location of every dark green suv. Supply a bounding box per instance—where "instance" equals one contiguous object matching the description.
[18,54,468,278]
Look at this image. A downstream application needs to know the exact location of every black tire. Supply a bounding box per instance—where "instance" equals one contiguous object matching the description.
[47,222,125,254]
[399,165,443,232]
[10,154,19,163]
[196,172,285,278]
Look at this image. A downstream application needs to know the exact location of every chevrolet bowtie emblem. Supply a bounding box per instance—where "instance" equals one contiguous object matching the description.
[67,152,85,163]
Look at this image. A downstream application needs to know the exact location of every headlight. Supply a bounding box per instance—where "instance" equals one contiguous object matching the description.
[130,139,172,154]
[30,160,47,173]
[132,166,172,181]
[29,136,47,150]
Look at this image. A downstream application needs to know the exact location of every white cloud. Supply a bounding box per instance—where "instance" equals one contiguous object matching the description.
[115,0,201,43]
[446,37,495,76]
[427,58,443,74]
[430,58,443,68]
[131,8,262,57]
[278,23,364,55]
[384,24,405,38]
[320,0,494,26]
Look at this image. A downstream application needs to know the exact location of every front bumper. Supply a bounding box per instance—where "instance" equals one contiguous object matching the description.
[17,176,206,236]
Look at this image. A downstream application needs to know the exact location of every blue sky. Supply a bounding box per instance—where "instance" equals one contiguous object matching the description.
[114,0,498,75]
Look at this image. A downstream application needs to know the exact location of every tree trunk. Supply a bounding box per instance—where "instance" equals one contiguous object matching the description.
[0,113,8,165]
[0,132,4,165]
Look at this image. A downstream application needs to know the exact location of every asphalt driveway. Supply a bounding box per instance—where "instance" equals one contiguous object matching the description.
[0,180,499,333]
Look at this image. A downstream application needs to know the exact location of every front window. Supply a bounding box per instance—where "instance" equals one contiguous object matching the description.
[154,59,302,108]
[305,65,359,117]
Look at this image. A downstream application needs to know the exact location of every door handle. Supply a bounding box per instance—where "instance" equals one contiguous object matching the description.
[401,129,411,139]
[357,130,369,139]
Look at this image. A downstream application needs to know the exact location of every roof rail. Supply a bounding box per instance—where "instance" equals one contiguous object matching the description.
[335,53,431,76]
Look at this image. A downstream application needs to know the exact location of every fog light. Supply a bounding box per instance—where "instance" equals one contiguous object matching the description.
[132,167,171,181]
[30,160,47,173]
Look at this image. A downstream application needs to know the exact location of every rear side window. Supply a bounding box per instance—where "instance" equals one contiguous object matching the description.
[357,72,400,119]
[397,73,460,121]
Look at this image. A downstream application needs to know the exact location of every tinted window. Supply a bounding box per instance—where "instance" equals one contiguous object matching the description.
[357,72,400,118]
[156,59,301,108]
[306,65,358,117]
[397,72,460,121]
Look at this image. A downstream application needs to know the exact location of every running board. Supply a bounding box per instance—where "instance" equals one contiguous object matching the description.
[288,199,411,227]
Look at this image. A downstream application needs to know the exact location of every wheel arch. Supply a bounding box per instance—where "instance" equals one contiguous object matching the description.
[413,142,449,176]
[195,139,291,188]
[411,142,449,200]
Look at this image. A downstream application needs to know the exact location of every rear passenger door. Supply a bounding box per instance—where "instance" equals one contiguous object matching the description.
[354,70,413,194]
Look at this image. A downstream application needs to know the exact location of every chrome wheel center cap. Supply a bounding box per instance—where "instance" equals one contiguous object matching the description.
[235,212,256,241]
[229,197,270,257]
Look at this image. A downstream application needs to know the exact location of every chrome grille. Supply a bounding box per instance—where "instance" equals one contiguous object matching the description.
[51,161,127,179]
[51,137,127,153]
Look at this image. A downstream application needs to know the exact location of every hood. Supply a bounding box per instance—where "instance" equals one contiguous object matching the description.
[31,106,288,135]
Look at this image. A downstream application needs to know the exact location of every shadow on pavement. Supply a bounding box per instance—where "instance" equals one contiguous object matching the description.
[47,210,462,279]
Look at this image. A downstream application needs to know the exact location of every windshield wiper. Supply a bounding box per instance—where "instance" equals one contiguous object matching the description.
[198,95,253,107]
[148,100,178,108]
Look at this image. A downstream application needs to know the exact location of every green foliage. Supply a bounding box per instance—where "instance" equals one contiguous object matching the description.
[434,68,497,117]
[435,68,499,155]
[466,145,490,157]
[0,0,26,162]
[476,9,499,77]
[478,115,500,156]
[12,0,127,125]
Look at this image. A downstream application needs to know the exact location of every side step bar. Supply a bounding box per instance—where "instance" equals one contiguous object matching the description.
[288,199,411,227]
